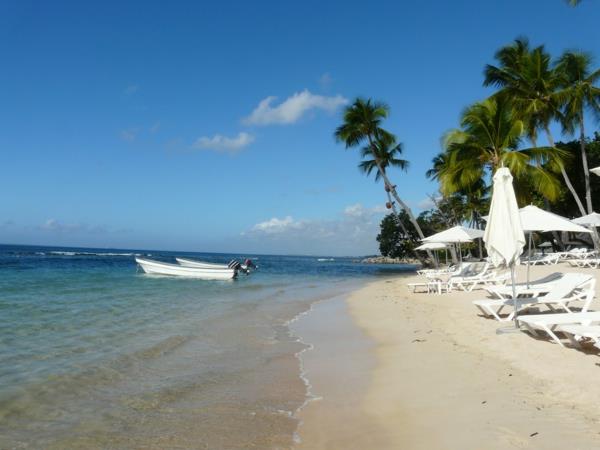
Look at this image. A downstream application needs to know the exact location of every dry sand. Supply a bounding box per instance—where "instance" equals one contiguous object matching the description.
[294,263,600,449]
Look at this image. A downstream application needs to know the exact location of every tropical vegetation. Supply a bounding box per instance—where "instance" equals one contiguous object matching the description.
[363,33,600,259]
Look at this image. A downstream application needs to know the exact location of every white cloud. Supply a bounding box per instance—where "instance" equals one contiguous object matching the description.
[417,197,435,210]
[242,89,348,126]
[344,203,387,218]
[241,203,388,256]
[251,216,304,234]
[192,132,254,154]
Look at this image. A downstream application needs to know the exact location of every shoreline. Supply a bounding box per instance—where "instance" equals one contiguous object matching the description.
[294,264,600,448]
[289,289,388,449]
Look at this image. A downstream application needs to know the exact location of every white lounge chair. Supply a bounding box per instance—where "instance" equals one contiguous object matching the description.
[518,310,600,347]
[485,272,563,300]
[473,273,595,322]
[568,258,600,269]
[556,324,600,349]
[448,264,510,292]
[525,254,559,266]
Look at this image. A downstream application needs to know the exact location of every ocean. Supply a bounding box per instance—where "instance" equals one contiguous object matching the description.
[0,244,415,449]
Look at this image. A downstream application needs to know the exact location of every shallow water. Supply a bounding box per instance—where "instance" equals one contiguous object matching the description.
[0,244,415,448]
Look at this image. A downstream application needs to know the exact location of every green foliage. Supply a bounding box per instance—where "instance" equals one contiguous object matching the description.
[551,133,600,216]
[358,134,408,181]
[436,95,563,203]
[377,213,415,258]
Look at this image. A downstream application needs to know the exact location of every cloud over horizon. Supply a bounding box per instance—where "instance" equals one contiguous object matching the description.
[242,89,348,126]
[192,132,255,154]
[240,203,386,255]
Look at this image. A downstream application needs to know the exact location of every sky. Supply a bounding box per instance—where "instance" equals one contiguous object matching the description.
[1,0,600,256]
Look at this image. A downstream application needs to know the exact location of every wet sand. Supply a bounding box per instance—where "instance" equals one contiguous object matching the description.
[294,264,600,449]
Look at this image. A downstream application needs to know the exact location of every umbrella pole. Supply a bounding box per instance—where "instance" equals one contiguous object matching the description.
[527,232,532,289]
[511,264,519,328]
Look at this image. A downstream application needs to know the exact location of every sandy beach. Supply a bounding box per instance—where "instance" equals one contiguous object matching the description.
[295,263,600,449]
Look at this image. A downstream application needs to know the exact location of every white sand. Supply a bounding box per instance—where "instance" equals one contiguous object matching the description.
[295,263,600,449]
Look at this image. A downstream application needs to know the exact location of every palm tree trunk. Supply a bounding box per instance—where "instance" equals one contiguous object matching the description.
[545,127,587,216]
[579,114,593,214]
[366,135,433,264]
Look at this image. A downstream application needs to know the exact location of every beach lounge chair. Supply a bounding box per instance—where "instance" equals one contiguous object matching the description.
[517,310,600,347]
[556,324,600,349]
[473,273,595,322]
[448,263,510,292]
[568,258,600,269]
[525,254,560,266]
[485,272,563,300]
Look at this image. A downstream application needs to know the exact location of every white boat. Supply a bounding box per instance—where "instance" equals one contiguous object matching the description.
[135,257,236,280]
[177,257,256,273]
[175,257,231,269]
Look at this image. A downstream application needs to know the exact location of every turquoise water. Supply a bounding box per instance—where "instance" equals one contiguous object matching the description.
[0,244,415,449]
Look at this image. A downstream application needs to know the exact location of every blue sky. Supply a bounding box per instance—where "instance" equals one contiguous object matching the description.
[1,0,599,255]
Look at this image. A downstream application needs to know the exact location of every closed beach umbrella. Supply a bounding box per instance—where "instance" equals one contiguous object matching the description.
[484,167,525,325]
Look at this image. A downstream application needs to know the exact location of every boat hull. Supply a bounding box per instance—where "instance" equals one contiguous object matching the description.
[175,257,230,269]
[136,257,236,280]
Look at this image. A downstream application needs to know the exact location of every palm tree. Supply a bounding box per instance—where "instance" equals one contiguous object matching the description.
[358,135,409,181]
[556,50,600,214]
[439,95,563,204]
[334,98,428,245]
[484,38,587,216]
[358,135,411,236]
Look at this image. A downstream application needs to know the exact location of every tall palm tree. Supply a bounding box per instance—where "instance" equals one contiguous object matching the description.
[358,135,411,236]
[440,95,563,204]
[556,50,600,214]
[484,38,587,215]
[358,135,409,181]
[334,98,428,244]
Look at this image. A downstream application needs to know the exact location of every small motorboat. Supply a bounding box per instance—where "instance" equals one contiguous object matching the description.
[177,257,256,273]
[135,257,236,280]
[176,257,234,269]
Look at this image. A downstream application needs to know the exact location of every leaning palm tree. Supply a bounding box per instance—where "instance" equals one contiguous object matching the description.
[440,95,564,204]
[358,135,411,236]
[556,50,600,214]
[484,38,587,216]
[358,135,409,181]
[334,98,428,244]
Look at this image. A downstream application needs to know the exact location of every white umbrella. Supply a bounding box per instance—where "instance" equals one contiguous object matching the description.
[590,166,600,176]
[482,205,591,233]
[573,212,600,227]
[421,225,484,243]
[422,225,484,263]
[415,242,447,250]
[415,242,447,266]
[520,205,592,285]
[484,205,591,285]
[519,205,592,233]
[484,167,525,326]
